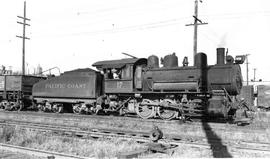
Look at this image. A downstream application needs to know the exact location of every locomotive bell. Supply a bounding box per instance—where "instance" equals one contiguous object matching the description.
[147,55,159,69]
[163,53,178,68]
[226,55,234,64]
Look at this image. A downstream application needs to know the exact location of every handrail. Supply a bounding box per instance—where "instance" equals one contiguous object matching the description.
[40,67,61,75]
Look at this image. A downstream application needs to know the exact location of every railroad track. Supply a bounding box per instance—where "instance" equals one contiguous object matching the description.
[1,119,270,156]
[0,110,259,132]
[0,110,268,144]
[0,110,180,124]
[0,120,153,142]
[0,143,90,159]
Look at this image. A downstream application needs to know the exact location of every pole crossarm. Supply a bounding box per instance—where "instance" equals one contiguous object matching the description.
[185,22,208,26]
[17,16,30,21]
[16,35,30,40]
[17,21,30,26]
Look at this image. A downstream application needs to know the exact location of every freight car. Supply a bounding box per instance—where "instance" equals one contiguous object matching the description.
[0,75,45,111]
[32,48,248,121]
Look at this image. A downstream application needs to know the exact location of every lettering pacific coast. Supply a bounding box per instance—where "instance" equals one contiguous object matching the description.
[45,83,87,89]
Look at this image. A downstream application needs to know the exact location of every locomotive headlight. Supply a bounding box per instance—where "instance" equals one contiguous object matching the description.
[235,55,245,64]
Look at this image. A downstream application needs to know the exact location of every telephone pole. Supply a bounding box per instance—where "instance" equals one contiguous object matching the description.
[245,54,250,85]
[186,0,208,65]
[253,68,256,82]
[16,1,30,75]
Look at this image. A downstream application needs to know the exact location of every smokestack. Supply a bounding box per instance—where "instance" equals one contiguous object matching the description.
[216,48,225,65]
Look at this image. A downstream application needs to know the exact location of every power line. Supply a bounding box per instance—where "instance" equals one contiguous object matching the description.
[33,17,189,38]
[34,10,270,34]
[31,1,189,30]
[28,2,270,40]
[201,10,270,18]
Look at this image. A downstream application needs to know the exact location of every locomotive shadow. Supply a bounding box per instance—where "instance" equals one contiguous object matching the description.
[201,121,232,158]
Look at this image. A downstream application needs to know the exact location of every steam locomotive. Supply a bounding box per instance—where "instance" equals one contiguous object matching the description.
[31,48,247,121]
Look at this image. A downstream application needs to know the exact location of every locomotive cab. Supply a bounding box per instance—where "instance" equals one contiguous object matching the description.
[93,58,147,94]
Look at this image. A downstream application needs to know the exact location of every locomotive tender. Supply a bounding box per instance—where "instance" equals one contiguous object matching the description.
[32,48,247,120]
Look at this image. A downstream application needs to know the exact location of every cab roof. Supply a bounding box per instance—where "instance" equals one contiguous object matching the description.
[92,58,147,69]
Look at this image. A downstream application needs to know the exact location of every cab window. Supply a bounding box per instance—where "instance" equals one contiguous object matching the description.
[121,65,132,79]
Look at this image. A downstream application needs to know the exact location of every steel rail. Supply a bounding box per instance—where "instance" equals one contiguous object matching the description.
[1,120,270,155]
[0,110,257,132]
[0,143,90,159]
[0,110,178,124]
[1,119,265,142]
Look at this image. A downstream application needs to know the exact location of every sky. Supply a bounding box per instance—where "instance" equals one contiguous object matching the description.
[0,0,270,82]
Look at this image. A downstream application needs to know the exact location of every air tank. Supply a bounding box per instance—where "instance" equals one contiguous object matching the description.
[147,55,159,68]
[163,53,178,68]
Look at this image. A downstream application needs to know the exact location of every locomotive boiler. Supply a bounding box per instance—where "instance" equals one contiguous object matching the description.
[32,48,247,121]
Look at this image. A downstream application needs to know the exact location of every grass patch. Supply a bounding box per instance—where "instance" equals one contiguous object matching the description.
[253,111,270,126]
[0,126,145,158]
[0,126,16,142]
